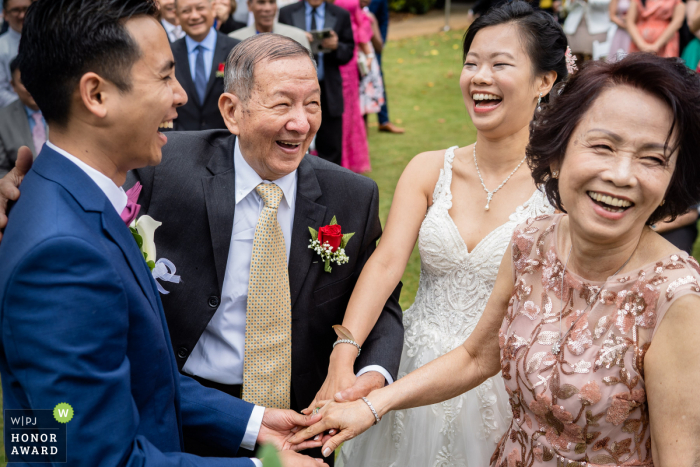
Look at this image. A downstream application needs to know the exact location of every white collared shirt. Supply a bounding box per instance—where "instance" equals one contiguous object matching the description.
[47,142,128,214]
[183,139,393,387]
[161,18,185,43]
[50,141,265,462]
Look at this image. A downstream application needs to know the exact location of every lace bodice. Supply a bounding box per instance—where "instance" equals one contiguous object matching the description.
[405,146,553,359]
[493,214,700,466]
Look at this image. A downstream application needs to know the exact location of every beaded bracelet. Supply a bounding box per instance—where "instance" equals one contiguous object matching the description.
[332,339,361,357]
[361,397,381,425]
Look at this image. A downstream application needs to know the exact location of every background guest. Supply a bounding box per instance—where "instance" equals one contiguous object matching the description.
[627,0,685,56]
[652,208,699,254]
[0,0,30,108]
[159,0,186,42]
[367,0,404,133]
[230,0,311,50]
[335,0,373,174]
[682,0,700,68]
[0,56,45,177]
[172,0,240,131]
[279,0,355,166]
[214,0,247,33]
[563,0,612,61]
[359,4,384,119]
[607,0,632,60]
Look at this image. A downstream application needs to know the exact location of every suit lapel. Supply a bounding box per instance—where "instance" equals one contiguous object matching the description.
[12,102,35,155]
[204,33,226,103]
[102,210,161,315]
[292,4,307,30]
[289,156,326,308]
[324,5,337,31]
[202,134,238,292]
[172,40,198,107]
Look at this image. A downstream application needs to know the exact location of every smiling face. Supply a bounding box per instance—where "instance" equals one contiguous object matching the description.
[177,0,215,42]
[556,85,676,244]
[249,0,277,32]
[223,56,321,180]
[159,0,179,24]
[107,16,186,171]
[460,23,545,139]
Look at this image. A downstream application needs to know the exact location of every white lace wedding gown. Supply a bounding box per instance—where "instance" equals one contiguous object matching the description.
[337,147,553,467]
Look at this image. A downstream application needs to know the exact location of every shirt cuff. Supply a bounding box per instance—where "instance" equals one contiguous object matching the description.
[356,365,394,385]
[251,459,263,467]
[242,405,265,451]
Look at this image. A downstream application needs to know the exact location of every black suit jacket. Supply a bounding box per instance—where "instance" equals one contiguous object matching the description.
[278,1,354,118]
[128,130,403,411]
[171,32,240,131]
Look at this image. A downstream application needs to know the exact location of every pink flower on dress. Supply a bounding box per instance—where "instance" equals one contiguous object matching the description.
[579,381,602,406]
[565,309,593,356]
[614,276,660,334]
[606,390,646,425]
[529,393,583,451]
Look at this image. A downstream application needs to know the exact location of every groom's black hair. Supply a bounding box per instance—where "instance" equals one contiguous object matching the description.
[18,0,158,127]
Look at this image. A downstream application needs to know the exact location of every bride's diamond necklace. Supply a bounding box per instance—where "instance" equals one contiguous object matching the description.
[473,142,526,211]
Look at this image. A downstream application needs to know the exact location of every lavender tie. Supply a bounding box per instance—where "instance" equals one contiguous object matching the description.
[31,112,46,154]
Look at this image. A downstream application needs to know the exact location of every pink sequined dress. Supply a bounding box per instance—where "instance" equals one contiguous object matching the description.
[335,0,373,173]
[493,213,700,466]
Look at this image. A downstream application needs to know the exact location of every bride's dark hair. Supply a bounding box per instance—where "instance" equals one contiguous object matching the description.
[462,1,569,105]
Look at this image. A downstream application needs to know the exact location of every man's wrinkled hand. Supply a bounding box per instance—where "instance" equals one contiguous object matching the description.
[0,146,33,242]
[321,30,338,51]
[334,371,384,403]
[278,450,329,467]
[257,408,324,452]
[303,364,356,416]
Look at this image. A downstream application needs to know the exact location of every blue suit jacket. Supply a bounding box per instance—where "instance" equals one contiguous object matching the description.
[0,146,256,466]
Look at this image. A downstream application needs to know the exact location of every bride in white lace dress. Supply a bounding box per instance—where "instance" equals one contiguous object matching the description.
[303,4,570,466]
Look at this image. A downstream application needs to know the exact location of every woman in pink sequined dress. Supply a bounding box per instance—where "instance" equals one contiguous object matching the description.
[332,0,374,173]
[292,54,700,466]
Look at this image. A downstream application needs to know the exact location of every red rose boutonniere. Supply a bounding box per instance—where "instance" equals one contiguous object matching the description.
[309,216,354,273]
[216,63,225,78]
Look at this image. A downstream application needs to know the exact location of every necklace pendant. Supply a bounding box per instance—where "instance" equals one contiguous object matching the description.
[552,341,561,355]
[485,192,493,211]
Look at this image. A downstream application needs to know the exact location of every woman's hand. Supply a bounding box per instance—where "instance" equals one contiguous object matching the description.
[639,41,659,53]
[291,399,377,458]
[303,344,358,415]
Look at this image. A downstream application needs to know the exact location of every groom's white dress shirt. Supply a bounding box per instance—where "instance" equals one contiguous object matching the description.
[49,141,264,467]
[183,139,392,387]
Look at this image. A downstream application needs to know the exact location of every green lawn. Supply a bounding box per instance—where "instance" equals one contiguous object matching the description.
[365,28,477,308]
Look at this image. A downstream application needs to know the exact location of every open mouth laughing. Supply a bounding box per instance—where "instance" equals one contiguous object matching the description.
[588,191,634,213]
[472,92,503,109]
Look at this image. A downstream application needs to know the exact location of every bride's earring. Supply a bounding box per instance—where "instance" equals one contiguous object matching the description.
[551,170,559,179]
[537,93,543,112]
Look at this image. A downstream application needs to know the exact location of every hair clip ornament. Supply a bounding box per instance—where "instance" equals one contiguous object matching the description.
[565,46,578,75]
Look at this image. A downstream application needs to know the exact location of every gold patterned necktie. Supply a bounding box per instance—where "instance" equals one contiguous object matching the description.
[242,183,292,408]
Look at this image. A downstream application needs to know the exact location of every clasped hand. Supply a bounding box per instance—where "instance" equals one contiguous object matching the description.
[290,399,377,458]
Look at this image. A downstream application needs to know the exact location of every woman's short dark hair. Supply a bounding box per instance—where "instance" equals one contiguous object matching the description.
[528,53,700,225]
[462,1,569,103]
[19,0,158,127]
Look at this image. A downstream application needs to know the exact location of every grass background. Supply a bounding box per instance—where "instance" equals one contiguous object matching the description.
[1,27,699,463]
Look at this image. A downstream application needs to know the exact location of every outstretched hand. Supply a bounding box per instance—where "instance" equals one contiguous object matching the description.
[303,370,384,415]
[0,146,33,242]
[257,408,324,452]
[290,400,377,458]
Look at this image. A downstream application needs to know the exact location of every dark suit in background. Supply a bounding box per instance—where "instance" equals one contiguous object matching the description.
[278,2,354,165]
[128,130,404,462]
[369,0,391,125]
[0,98,37,177]
[171,31,240,131]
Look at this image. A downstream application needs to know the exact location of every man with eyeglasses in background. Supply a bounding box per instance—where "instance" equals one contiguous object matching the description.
[0,0,30,108]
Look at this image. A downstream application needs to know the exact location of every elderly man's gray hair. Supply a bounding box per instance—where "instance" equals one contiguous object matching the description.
[224,33,315,102]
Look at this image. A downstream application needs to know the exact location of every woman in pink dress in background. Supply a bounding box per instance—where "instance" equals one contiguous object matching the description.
[333,0,374,173]
[627,0,685,57]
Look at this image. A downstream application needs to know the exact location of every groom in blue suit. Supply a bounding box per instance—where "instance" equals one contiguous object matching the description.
[0,1,323,466]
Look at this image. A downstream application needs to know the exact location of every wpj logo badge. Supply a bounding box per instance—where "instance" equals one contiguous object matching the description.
[4,404,69,463]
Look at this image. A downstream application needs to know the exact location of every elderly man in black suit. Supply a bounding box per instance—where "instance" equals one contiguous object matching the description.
[278,0,353,166]
[171,0,239,130]
[129,34,402,464]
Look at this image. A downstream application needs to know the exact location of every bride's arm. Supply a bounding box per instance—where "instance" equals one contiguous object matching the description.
[305,151,443,409]
[292,246,515,456]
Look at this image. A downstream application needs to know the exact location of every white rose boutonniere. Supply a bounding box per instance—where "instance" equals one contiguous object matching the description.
[129,215,181,294]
